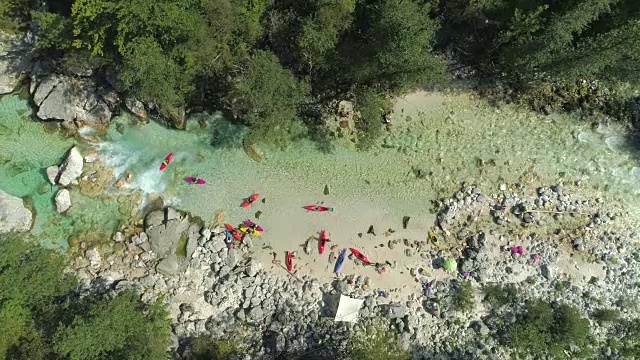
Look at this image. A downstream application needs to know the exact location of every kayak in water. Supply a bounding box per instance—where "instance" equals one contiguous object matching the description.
[238,224,261,237]
[286,251,294,272]
[159,153,173,171]
[242,194,259,208]
[349,248,370,264]
[334,249,347,273]
[185,177,206,185]
[303,205,333,212]
[243,220,264,232]
[225,223,242,241]
[319,230,331,254]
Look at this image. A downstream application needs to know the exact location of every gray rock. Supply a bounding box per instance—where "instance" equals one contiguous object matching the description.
[58,146,83,186]
[113,231,124,242]
[145,209,190,258]
[0,33,32,94]
[156,257,180,276]
[540,264,553,280]
[186,224,200,259]
[46,165,59,185]
[226,248,239,269]
[124,96,147,118]
[386,304,407,319]
[34,75,112,126]
[54,189,71,213]
[0,190,33,233]
[246,260,261,277]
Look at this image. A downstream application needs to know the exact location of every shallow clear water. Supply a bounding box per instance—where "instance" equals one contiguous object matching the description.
[0,95,129,248]
[2,90,640,250]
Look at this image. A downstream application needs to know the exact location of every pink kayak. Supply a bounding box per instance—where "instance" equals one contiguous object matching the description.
[243,220,264,232]
[185,177,206,185]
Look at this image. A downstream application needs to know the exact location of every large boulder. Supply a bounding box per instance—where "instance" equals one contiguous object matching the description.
[0,190,33,233]
[145,208,191,258]
[33,74,112,127]
[0,32,32,94]
[58,146,84,186]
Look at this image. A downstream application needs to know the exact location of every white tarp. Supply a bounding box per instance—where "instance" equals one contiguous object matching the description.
[334,295,364,323]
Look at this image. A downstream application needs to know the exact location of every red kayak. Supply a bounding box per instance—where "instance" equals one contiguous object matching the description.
[285,251,294,272]
[349,248,370,264]
[185,177,206,185]
[303,205,333,212]
[242,194,259,208]
[319,230,331,254]
[159,153,173,171]
[225,223,242,241]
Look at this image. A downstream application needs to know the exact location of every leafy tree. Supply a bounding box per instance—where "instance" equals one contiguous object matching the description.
[0,0,35,32]
[353,87,385,150]
[335,0,447,92]
[0,235,171,360]
[297,0,356,72]
[226,50,310,146]
[118,36,190,110]
[54,292,170,360]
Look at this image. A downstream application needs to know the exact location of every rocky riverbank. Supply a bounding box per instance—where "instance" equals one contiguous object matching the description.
[68,177,640,359]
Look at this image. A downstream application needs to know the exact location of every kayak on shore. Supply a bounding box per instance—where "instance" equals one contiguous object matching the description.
[243,220,264,232]
[243,194,259,208]
[334,249,347,273]
[319,230,330,254]
[286,251,294,272]
[239,224,261,237]
[225,223,242,241]
[159,153,173,170]
[350,248,370,264]
[303,205,333,212]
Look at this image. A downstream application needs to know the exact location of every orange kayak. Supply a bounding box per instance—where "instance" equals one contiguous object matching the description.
[242,194,259,208]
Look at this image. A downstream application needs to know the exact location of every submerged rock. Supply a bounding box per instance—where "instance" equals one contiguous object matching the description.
[55,189,71,213]
[58,146,83,186]
[0,190,33,233]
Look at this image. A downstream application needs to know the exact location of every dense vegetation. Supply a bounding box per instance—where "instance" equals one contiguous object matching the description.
[0,235,171,360]
[3,0,637,146]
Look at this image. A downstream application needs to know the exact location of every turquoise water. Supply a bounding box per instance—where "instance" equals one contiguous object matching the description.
[2,90,640,251]
[0,95,130,249]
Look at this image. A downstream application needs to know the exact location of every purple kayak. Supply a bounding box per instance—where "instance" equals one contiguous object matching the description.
[185,177,206,185]
[334,249,347,273]
[243,220,264,232]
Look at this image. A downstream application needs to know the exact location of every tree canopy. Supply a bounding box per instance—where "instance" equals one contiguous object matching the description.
[2,0,638,145]
[0,235,171,360]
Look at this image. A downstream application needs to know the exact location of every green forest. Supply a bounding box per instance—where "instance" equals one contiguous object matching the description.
[2,0,639,147]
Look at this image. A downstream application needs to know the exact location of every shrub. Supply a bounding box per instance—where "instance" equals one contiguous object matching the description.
[592,309,621,324]
[348,319,410,360]
[482,284,520,308]
[504,300,592,359]
[190,336,241,360]
[450,280,475,313]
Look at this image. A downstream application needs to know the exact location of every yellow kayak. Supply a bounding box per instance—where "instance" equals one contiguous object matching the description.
[428,231,440,248]
[239,225,261,237]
